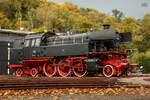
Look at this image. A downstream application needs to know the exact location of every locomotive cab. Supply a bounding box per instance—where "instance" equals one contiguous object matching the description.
[10,38,24,64]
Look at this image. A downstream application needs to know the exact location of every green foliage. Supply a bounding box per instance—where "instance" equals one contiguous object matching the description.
[0,11,12,28]
[140,50,150,73]
[0,0,40,29]
[142,54,150,73]
[130,50,150,73]
[112,9,124,22]
[133,14,150,52]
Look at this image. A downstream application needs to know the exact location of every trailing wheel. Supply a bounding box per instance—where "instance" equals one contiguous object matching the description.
[30,68,38,77]
[43,63,56,77]
[15,68,23,76]
[73,60,87,77]
[103,65,115,77]
[57,60,71,77]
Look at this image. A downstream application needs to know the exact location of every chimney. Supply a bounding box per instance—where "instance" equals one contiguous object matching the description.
[103,24,110,30]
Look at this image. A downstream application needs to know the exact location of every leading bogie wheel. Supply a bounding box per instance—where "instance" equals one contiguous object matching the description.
[73,60,87,77]
[30,68,38,77]
[103,65,115,78]
[15,68,23,76]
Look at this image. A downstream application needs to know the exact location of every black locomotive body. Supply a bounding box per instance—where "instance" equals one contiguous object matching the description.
[9,25,136,77]
[11,25,130,60]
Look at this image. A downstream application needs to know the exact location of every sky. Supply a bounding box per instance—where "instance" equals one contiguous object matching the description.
[49,0,150,19]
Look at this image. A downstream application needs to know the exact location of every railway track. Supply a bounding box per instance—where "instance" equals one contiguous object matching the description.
[0,75,149,89]
[0,77,116,89]
[0,83,148,89]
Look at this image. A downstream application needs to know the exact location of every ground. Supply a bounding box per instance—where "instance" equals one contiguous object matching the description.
[0,93,150,100]
[0,74,150,100]
[118,77,150,86]
[0,87,150,100]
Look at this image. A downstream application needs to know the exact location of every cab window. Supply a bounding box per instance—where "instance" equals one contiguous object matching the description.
[35,38,41,46]
[25,40,30,47]
[31,39,36,47]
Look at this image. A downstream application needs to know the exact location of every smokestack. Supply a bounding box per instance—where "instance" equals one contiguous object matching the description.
[103,24,110,30]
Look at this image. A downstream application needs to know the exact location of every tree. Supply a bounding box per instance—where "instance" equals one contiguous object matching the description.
[0,11,12,28]
[84,8,106,30]
[0,0,40,29]
[120,16,139,33]
[112,9,124,22]
[134,14,150,52]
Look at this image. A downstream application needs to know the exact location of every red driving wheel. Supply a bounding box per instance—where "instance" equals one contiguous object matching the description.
[73,60,87,77]
[43,63,56,77]
[57,60,71,77]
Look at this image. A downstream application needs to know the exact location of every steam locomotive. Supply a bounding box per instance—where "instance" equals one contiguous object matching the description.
[8,25,137,77]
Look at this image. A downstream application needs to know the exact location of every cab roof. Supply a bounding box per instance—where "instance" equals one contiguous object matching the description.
[25,31,57,40]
